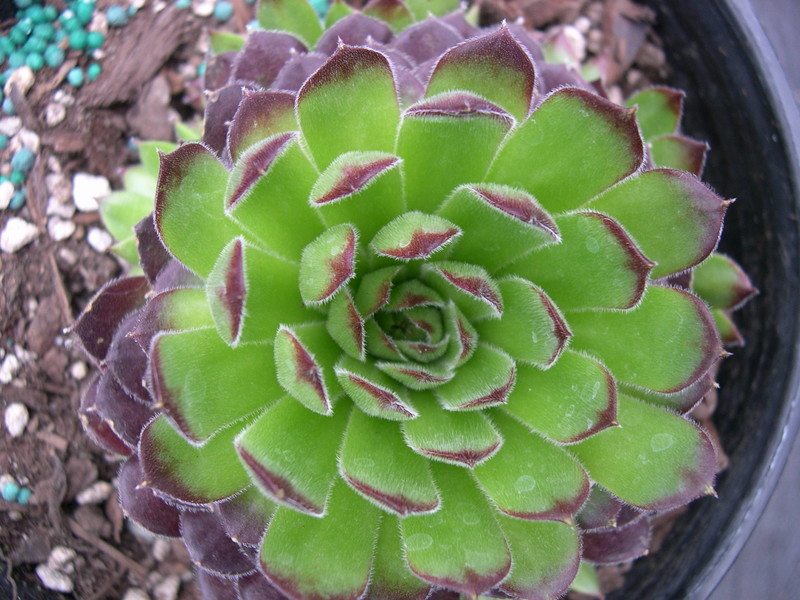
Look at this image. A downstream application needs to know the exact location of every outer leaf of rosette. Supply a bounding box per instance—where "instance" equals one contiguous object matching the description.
[155,143,247,279]
[650,134,709,176]
[622,371,715,414]
[275,322,342,416]
[326,287,365,360]
[363,0,414,32]
[568,285,722,393]
[625,86,684,140]
[504,211,655,311]
[215,486,276,548]
[148,327,284,442]
[403,0,459,20]
[475,277,571,367]
[299,224,358,305]
[310,151,404,243]
[336,355,417,420]
[497,517,580,600]
[139,414,252,505]
[225,132,323,262]
[425,25,536,121]
[692,252,757,310]
[421,261,503,321]
[435,343,516,410]
[402,392,502,467]
[297,45,400,170]
[397,92,514,212]
[400,462,511,596]
[260,478,380,600]
[586,169,729,279]
[131,287,212,351]
[504,350,618,444]
[712,309,746,347]
[257,0,323,48]
[235,396,349,516]
[365,516,431,600]
[206,238,315,346]
[488,87,644,214]
[340,408,439,515]
[370,212,461,262]
[227,91,298,163]
[438,184,559,272]
[101,190,153,244]
[324,0,353,27]
[474,410,590,520]
[570,394,718,510]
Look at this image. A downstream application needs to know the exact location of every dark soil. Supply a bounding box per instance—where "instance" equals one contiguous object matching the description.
[0,1,716,599]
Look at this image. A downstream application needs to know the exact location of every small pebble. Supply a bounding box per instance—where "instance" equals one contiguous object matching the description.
[0,116,22,136]
[193,0,215,17]
[123,589,151,600]
[4,65,35,96]
[152,574,180,600]
[11,147,36,173]
[73,172,110,211]
[0,180,14,209]
[213,0,234,22]
[18,128,41,152]
[68,29,89,51]
[9,189,26,210]
[36,565,74,593]
[17,487,32,505]
[0,354,21,384]
[107,5,129,27]
[44,44,65,68]
[69,361,88,380]
[175,0,191,9]
[76,480,113,505]
[87,226,113,252]
[67,66,85,87]
[4,402,29,437]
[152,538,171,561]
[47,546,78,574]
[87,62,102,82]
[45,101,66,126]
[87,31,104,51]
[47,216,76,241]
[0,217,38,253]
[2,481,20,502]
[46,172,72,202]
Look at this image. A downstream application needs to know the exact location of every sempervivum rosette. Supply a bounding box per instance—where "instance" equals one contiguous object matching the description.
[73,0,756,599]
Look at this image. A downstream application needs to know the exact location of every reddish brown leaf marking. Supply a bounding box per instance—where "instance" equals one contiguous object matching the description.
[456,317,476,363]
[217,240,246,342]
[148,341,195,442]
[344,474,437,516]
[470,185,558,236]
[228,91,296,161]
[227,132,295,209]
[406,92,514,128]
[654,134,709,176]
[380,227,460,259]
[563,364,619,443]
[155,143,219,233]
[239,448,324,515]
[322,228,357,301]
[460,366,516,409]
[501,474,590,522]
[537,289,572,366]
[314,157,399,205]
[409,555,511,597]
[347,294,365,355]
[393,292,437,310]
[262,560,369,600]
[298,45,394,102]
[345,374,413,417]
[364,279,392,317]
[420,439,501,468]
[392,366,450,385]
[281,329,329,412]
[407,316,435,336]
[499,548,579,600]
[439,268,503,314]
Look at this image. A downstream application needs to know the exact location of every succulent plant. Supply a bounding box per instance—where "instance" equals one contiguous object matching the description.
[74,0,756,599]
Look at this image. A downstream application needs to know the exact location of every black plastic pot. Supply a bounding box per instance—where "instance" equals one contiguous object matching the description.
[612,0,800,598]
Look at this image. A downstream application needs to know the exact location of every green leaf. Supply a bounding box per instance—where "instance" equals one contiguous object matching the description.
[576,486,623,531]
[155,143,244,278]
[625,86,684,140]
[209,31,245,54]
[474,411,589,520]
[440,301,478,368]
[400,463,511,596]
[422,261,503,320]
[110,238,140,266]
[260,479,380,600]
[570,394,718,510]
[475,277,571,367]
[505,211,654,311]
[340,409,438,514]
[650,134,708,176]
[488,88,644,213]
[366,516,431,600]
[404,0,458,19]
[299,224,358,305]
[622,371,714,414]
[258,0,323,47]
[504,350,618,444]
[138,141,178,176]
[377,361,454,390]
[568,286,722,393]
[225,132,323,262]
[397,92,513,212]
[363,0,414,32]
[692,252,756,310]
[206,238,315,345]
[587,169,729,279]
[569,562,602,598]
[354,266,401,317]
[498,517,580,600]
[326,288,365,360]
[149,328,283,441]
[235,397,349,515]
[336,355,417,420]
[402,394,501,467]
[298,46,400,169]
[436,343,516,410]
[364,319,405,361]
[426,26,536,121]
[712,308,745,346]
[385,279,445,310]
[100,191,153,242]
[310,151,405,242]
[370,212,461,261]
[439,184,559,272]
[324,0,354,27]
[140,415,251,505]
[228,91,299,163]
[131,287,212,350]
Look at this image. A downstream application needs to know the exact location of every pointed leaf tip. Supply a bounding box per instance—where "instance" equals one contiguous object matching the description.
[371,212,462,261]
[275,326,331,415]
[299,224,358,305]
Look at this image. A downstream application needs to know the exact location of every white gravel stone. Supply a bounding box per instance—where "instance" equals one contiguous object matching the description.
[0,354,21,384]
[131,0,146,9]
[52,90,75,106]
[47,546,77,574]
[1,218,39,253]
[76,480,114,505]
[47,217,76,242]
[4,66,35,96]
[73,172,110,211]
[45,102,67,127]
[193,0,215,17]
[87,227,114,252]
[4,402,29,437]
[152,574,180,600]
[152,538,171,561]
[36,565,74,593]
[123,588,151,600]
[46,196,75,219]
[18,128,40,153]
[69,361,88,381]
[574,15,592,33]
[0,116,22,137]
[46,172,72,203]
[0,180,14,210]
